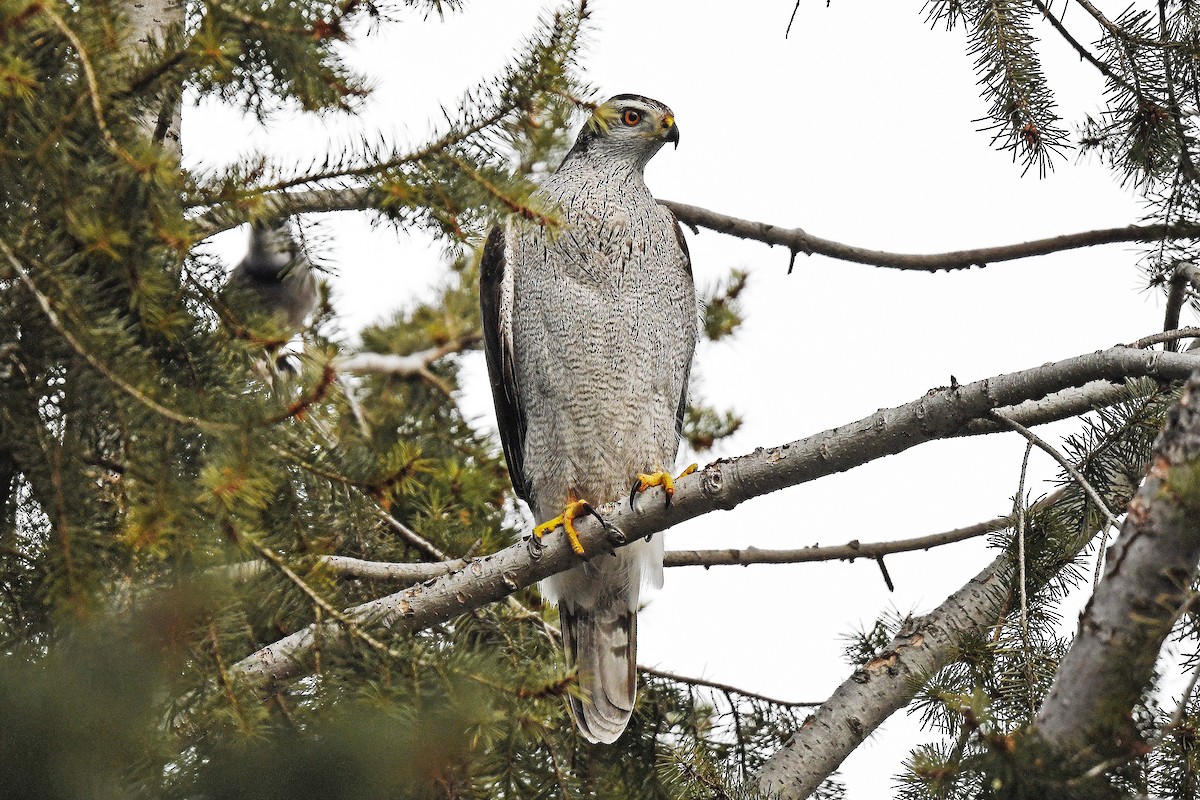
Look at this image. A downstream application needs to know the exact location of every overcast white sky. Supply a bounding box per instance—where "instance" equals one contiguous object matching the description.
[188,2,1175,795]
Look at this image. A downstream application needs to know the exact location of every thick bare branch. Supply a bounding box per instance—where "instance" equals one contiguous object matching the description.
[218,555,468,584]
[227,345,1199,693]
[661,200,1200,272]
[1033,369,1200,760]
[958,379,1129,434]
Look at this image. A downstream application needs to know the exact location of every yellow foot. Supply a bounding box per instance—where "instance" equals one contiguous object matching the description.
[533,499,596,556]
[630,463,699,509]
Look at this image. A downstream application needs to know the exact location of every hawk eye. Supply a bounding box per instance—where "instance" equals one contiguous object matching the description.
[622,109,641,126]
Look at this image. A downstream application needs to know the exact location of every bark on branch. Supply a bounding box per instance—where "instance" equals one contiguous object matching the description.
[1033,369,1200,761]
[227,346,1200,693]
[661,200,1200,272]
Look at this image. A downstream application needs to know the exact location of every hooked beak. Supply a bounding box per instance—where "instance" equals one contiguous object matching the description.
[665,121,680,149]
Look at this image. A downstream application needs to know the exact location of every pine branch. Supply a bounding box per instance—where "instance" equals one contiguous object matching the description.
[754,445,1146,798]
[1,238,231,432]
[226,345,1200,692]
[757,556,1017,799]
[1031,0,1133,92]
[1033,368,1200,762]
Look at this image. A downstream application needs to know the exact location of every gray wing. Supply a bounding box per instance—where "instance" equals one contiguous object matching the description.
[665,210,694,441]
[479,226,530,500]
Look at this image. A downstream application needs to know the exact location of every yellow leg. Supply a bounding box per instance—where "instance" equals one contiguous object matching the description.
[630,463,699,508]
[533,499,593,556]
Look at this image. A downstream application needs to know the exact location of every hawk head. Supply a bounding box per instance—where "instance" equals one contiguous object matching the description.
[566,94,680,165]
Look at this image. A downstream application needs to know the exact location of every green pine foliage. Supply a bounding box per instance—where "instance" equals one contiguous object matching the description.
[0,2,778,797]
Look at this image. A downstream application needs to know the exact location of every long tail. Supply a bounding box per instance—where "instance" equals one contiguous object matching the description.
[560,606,637,744]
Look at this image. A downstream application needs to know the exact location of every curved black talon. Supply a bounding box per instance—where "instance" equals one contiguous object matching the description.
[525,534,545,559]
[581,501,602,525]
[629,478,643,510]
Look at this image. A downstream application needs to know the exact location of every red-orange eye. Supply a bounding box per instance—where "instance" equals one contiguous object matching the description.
[622,109,641,126]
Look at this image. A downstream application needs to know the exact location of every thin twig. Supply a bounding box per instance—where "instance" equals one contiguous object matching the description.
[664,516,1003,568]
[1014,440,1035,717]
[638,665,821,709]
[1032,0,1134,92]
[1072,0,1177,47]
[374,506,450,562]
[247,538,401,660]
[990,410,1123,531]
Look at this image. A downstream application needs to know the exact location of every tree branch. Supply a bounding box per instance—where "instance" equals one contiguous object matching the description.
[990,410,1123,529]
[337,334,482,396]
[756,555,1017,799]
[1033,368,1200,762]
[1032,0,1133,92]
[219,510,1015,585]
[1163,265,1200,350]
[337,335,481,377]
[754,473,1139,799]
[226,345,1199,693]
[639,665,821,709]
[661,200,1200,272]
[662,514,1009,568]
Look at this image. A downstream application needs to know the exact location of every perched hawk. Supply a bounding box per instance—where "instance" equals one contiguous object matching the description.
[480,95,698,743]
